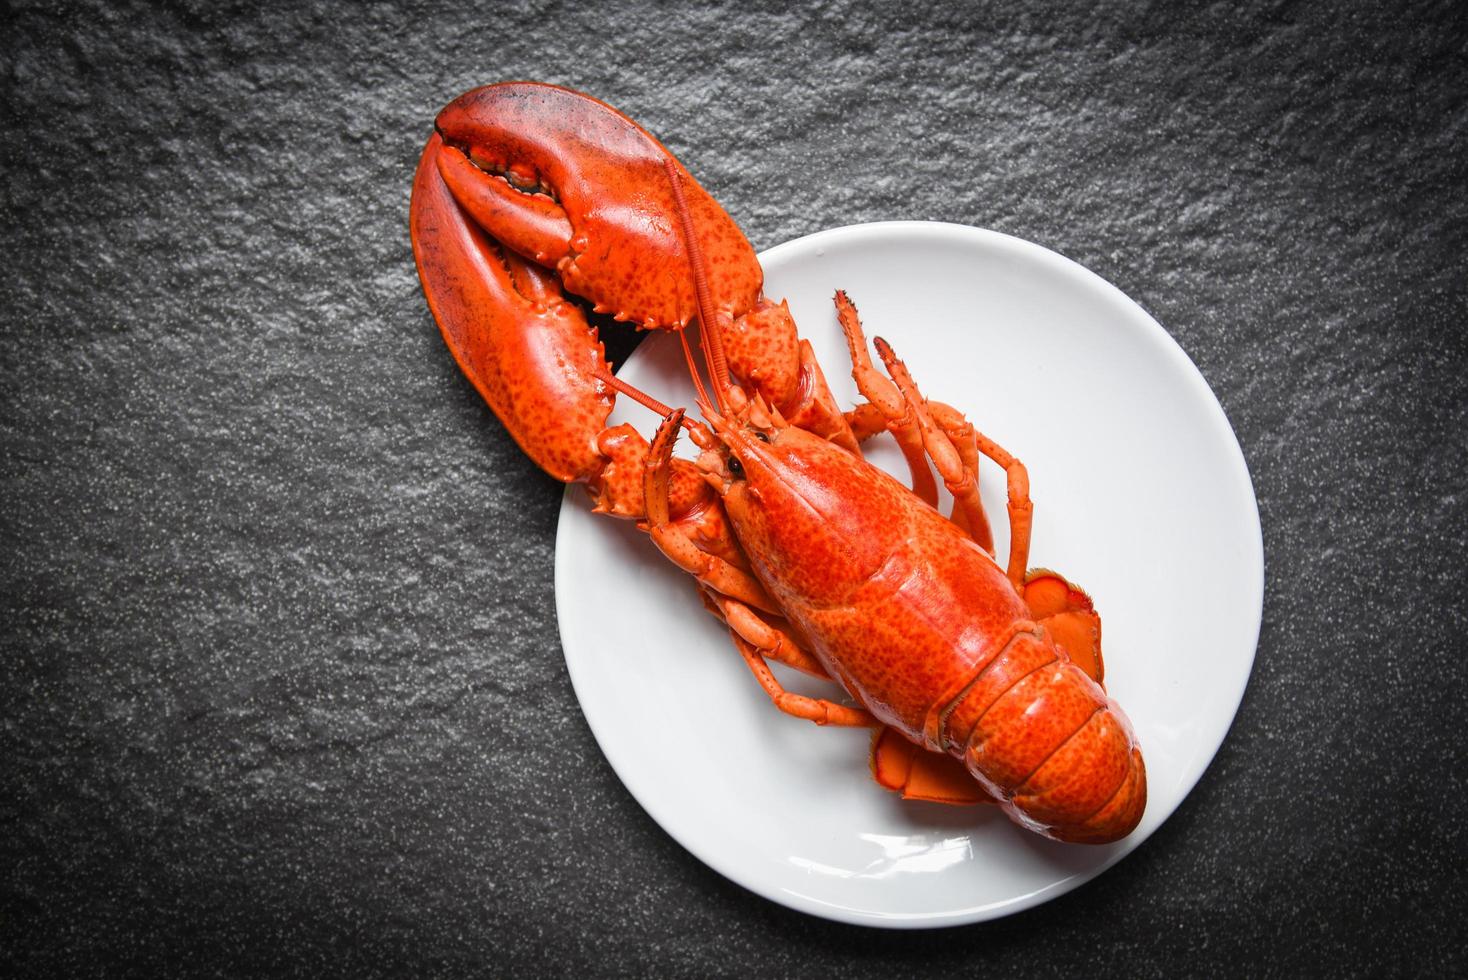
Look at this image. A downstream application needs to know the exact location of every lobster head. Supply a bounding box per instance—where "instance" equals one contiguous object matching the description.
[427,82,764,329]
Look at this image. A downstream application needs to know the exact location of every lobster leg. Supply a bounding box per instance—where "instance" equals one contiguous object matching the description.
[851,396,991,543]
[874,337,1032,585]
[702,589,830,679]
[844,394,985,543]
[922,401,986,541]
[834,293,940,506]
[729,635,876,727]
[833,292,996,554]
[645,411,871,726]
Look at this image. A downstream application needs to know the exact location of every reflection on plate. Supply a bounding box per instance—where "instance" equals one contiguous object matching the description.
[555,222,1262,927]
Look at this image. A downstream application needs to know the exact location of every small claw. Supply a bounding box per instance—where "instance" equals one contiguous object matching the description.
[642,409,686,528]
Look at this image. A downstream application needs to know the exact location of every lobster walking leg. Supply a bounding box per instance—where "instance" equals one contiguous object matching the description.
[874,340,1034,586]
[645,411,871,726]
[729,635,876,727]
[843,395,989,542]
[921,401,985,541]
[921,396,1039,586]
[833,292,995,553]
[703,590,830,678]
[834,294,940,507]
[845,398,992,542]
[642,410,778,614]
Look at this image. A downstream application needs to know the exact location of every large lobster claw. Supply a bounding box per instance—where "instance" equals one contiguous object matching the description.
[411,82,856,496]
[428,82,762,329]
[411,132,614,483]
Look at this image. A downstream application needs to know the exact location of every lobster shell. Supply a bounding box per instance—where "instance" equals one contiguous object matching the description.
[409,81,1147,845]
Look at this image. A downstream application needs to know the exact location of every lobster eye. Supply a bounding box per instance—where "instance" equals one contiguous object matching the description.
[752,430,770,443]
[727,456,744,479]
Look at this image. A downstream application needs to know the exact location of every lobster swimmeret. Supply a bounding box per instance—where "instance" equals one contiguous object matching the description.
[409,82,1146,844]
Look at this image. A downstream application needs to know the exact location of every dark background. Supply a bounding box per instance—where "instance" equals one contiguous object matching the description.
[3,0,1465,976]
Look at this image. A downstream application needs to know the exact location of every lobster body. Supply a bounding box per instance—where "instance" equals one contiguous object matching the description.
[721,424,1027,728]
[714,421,1144,843]
[410,82,1146,845]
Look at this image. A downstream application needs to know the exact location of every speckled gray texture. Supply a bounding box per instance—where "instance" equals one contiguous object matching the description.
[3,0,1465,976]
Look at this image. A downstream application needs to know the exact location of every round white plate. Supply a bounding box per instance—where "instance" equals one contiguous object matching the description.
[555,222,1263,927]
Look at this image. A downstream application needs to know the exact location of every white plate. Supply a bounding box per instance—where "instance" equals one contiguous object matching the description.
[555,222,1263,927]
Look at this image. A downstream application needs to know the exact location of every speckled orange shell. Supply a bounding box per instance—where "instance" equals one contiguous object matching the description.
[722,425,1146,843]
[433,82,762,329]
[410,134,613,483]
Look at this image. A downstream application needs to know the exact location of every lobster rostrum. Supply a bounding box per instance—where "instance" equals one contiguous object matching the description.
[409,82,1146,844]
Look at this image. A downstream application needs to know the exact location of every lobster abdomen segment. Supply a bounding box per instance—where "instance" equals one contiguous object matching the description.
[943,629,1146,842]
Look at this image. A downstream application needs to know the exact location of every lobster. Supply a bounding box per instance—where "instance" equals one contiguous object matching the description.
[409,82,1146,844]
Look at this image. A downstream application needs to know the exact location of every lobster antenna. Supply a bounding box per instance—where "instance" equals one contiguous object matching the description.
[594,364,699,432]
[664,158,732,413]
[677,325,714,412]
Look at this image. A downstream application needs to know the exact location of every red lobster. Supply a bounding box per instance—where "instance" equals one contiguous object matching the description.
[409,82,1146,844]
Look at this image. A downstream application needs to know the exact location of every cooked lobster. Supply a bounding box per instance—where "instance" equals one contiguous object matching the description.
[409,82,1146,844]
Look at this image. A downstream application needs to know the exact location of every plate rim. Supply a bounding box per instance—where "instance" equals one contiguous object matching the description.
[555,220,1264,928]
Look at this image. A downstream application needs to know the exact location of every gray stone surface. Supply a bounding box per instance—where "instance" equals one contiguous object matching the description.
[3,0,1465,975]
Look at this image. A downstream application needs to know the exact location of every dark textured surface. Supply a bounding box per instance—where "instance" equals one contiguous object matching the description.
[3,0,1466,975]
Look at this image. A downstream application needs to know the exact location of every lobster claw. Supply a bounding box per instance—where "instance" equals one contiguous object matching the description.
[412,82,858,497]
[411,133,613,484]
[430,82,763,330]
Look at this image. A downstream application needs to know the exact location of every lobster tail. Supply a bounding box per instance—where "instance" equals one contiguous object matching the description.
[941,629,1146,844]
